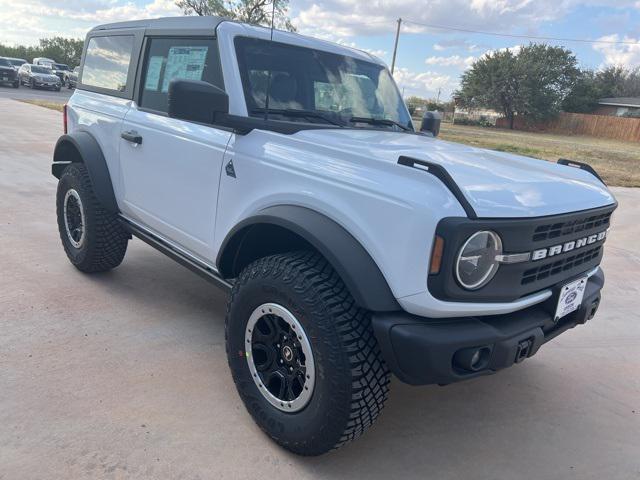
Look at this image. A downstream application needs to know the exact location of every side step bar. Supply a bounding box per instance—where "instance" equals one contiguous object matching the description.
[119,217,233,293]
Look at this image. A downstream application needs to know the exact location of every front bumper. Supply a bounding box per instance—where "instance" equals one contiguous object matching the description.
[33,79,60,89]
[372,268,604,386]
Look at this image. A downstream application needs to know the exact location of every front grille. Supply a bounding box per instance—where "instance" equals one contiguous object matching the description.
[431,204,615,303]
[521,246,601,285]
[532,212,611,242]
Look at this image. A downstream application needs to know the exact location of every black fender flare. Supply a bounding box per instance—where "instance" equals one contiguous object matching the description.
[217,205,400,312]
[52,132,119,213]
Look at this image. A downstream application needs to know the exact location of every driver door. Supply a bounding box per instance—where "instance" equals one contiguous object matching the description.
[118,36,231,262]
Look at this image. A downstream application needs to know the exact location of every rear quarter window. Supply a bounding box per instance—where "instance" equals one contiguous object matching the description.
[81,35,134,92]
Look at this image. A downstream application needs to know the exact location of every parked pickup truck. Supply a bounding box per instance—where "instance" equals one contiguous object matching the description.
[51,16,617,456]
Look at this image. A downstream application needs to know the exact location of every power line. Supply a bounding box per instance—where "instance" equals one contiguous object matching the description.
[401,19,640,46]
[327,17,640,46]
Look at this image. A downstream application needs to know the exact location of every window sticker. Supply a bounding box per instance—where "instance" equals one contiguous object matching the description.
[161,46,208,93]
[144,56,164,91]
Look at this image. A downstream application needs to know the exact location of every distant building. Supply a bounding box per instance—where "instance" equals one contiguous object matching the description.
[594,97,640,117]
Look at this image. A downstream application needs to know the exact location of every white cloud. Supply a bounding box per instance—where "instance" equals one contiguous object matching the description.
[593,34,640,67]
[433,39,483,52]
[0,0,181,45]
[291,0,636,41]
[333,39,387,60]
[425,55,476,68]
[393,67,456,98]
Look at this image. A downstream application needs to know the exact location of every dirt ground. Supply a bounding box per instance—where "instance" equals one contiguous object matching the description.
[439,123,640,187]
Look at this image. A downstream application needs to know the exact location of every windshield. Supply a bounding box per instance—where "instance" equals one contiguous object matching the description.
[53,63,69,70]
[8,59,25,67]
[32,66,52,74]
[0,58,10,67]
[234,37,413,131]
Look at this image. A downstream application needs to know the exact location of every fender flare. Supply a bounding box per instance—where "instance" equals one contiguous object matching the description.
[52,132,119,213]
[217,205,400,312]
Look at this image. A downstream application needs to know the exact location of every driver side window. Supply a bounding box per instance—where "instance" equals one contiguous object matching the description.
[139,37,224,114]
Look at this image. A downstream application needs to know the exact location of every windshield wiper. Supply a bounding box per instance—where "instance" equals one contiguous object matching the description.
[348,116,411,131]
[251,108,344,127]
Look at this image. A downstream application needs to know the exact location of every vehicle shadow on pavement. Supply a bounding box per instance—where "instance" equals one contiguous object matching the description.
[78,241,625,479]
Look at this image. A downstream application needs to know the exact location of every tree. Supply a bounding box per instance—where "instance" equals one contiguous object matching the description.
[176,0,296,31]
[595,65,640,98]
[562,66,640,113]
[0,37,83,67]
[562,70,601,113]
[456,44,579,128]
[38,37,84,66]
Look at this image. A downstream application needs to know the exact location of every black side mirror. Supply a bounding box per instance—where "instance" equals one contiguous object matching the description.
[168,79,229,124]
[420,111,442,137]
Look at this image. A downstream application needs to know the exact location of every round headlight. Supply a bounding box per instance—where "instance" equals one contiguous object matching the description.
[455,231,502,290]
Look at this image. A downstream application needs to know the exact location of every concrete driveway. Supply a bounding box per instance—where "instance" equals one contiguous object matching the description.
[1,98,638,479]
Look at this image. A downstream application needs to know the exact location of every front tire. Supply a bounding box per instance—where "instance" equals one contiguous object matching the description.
[56,163,129,272]
[226,251,390,456]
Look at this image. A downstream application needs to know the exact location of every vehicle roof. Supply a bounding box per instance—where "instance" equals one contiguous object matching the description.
[2,56,27,61]
[90,16,384,66]
[598,97,640,108]
[91,15,225,34]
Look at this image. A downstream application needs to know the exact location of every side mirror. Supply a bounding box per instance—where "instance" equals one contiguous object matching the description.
[168,79,229,125]
[420,111,442,137]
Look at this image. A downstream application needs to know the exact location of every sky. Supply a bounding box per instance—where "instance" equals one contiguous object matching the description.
[1,0,639,99]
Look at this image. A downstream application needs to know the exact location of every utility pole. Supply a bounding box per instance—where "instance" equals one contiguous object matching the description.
[436,87,441,103]
[390,18,402,75]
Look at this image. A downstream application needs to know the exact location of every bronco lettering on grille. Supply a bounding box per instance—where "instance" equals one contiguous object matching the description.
[531,230,608,261]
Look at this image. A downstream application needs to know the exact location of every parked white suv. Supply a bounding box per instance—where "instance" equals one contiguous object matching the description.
[52,16,617,455]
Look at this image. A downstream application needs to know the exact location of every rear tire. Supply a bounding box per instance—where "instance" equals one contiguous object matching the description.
[56,163,128,273]
[226,251,390,456]
[12,81,19,88]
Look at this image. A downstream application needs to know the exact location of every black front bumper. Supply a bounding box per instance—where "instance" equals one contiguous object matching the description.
[372,268,604,386]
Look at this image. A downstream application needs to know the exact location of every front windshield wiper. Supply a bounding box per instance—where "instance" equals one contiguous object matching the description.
[251,108,344,127]
[348,116,411,131]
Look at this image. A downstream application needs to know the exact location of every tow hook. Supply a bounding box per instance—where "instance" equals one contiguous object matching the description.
[515,338,534,364]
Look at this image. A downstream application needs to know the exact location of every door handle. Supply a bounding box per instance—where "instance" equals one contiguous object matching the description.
[121,130,142,145]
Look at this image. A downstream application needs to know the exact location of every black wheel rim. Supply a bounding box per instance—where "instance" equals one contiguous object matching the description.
[63,189,85,248]
[245,303,315,412]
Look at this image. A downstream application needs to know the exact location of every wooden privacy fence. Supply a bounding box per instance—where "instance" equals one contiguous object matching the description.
[495,112,640,142]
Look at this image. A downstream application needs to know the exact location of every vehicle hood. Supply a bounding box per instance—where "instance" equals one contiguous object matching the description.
[292,129,616,218]
[34,73,59,81]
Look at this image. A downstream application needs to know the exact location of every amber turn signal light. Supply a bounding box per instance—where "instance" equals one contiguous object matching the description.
[429,236,444,275]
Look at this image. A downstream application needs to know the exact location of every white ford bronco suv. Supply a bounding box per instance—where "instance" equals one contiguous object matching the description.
[52,16,617,455]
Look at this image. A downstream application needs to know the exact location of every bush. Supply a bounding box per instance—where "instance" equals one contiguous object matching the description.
[454,116,494,127]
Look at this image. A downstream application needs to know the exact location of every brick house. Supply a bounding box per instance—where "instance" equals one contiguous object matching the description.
[594,97,640,117]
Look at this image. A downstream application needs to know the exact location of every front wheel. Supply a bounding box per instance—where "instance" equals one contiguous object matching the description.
[226,251,390,456]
